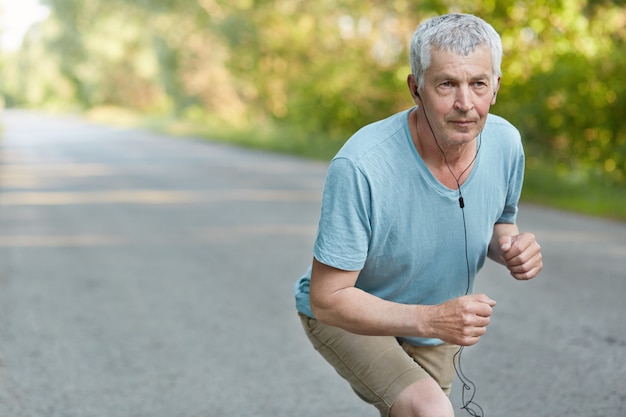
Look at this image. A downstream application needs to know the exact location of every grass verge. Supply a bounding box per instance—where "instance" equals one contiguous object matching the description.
[522,161,626,221]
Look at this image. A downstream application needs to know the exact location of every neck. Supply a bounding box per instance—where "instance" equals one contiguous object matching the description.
[410,108,479,188]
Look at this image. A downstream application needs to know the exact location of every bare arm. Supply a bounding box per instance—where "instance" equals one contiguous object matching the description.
[488,222,519,264]
[489,223,543,280]
[309,257,496,346]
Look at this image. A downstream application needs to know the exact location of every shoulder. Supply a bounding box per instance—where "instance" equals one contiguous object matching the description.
[484,114,521,141]
[333,109,412,163]
[482,113,523,153]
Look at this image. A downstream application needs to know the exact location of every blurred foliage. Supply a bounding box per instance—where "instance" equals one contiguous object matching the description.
[1,0,625,185]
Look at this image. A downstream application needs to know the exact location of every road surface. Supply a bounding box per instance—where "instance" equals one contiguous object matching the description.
[0,110,624,416]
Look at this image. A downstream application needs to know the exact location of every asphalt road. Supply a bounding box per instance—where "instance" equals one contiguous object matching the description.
[0,110,624,417]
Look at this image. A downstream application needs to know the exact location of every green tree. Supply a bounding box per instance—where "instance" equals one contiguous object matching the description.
[2,0,625,183]
[493,0,626,183]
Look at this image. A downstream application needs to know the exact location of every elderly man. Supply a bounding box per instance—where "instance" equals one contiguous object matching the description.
[295,13,543,417]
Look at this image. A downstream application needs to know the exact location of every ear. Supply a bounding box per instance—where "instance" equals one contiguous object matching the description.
[407,74,421,105]
[491,76,501,105]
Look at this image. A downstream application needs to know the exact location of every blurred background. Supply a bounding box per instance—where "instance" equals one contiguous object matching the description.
[1,0,625,220]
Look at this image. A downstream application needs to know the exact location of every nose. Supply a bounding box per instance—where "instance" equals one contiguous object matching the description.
[454,87,473,112]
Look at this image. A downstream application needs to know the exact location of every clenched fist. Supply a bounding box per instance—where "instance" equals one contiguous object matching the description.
[426,293,496,346]
[499,232,543,280]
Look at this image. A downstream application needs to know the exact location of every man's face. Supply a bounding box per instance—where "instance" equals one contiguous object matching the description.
[420,46,500,147]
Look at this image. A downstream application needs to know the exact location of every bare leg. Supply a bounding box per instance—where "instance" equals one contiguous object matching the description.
[390,377,454,417]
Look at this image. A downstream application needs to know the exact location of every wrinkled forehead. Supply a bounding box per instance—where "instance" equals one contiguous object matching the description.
[426,46,496,77]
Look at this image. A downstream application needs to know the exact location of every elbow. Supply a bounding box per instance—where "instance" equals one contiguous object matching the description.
[308,257,360,326]
[309,282,347,327]
[309,290,335,325]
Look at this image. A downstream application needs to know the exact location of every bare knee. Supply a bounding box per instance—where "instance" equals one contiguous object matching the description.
[390,377,454,417]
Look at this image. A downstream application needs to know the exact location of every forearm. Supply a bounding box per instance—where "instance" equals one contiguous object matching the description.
[309,257,497,346]
[488,222,519,264]
[311,285,432,338]
[309,257,434,338]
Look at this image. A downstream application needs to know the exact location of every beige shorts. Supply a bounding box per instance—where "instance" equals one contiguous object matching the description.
[299,313,458,417]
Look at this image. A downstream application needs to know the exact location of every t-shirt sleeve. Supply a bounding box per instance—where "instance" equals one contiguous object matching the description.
[497,133,525,224]
[313,157,371,271]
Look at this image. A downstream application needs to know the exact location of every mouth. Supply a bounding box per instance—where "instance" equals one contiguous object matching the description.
[450,120,476,129]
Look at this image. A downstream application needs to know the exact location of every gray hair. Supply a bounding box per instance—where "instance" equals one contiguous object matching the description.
[410,13,503,91]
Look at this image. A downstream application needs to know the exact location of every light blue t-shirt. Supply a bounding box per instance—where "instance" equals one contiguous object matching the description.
[295,108,525,346]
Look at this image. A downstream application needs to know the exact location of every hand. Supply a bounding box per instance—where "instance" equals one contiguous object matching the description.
[428,294,496,346]
[499,233,543,280]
